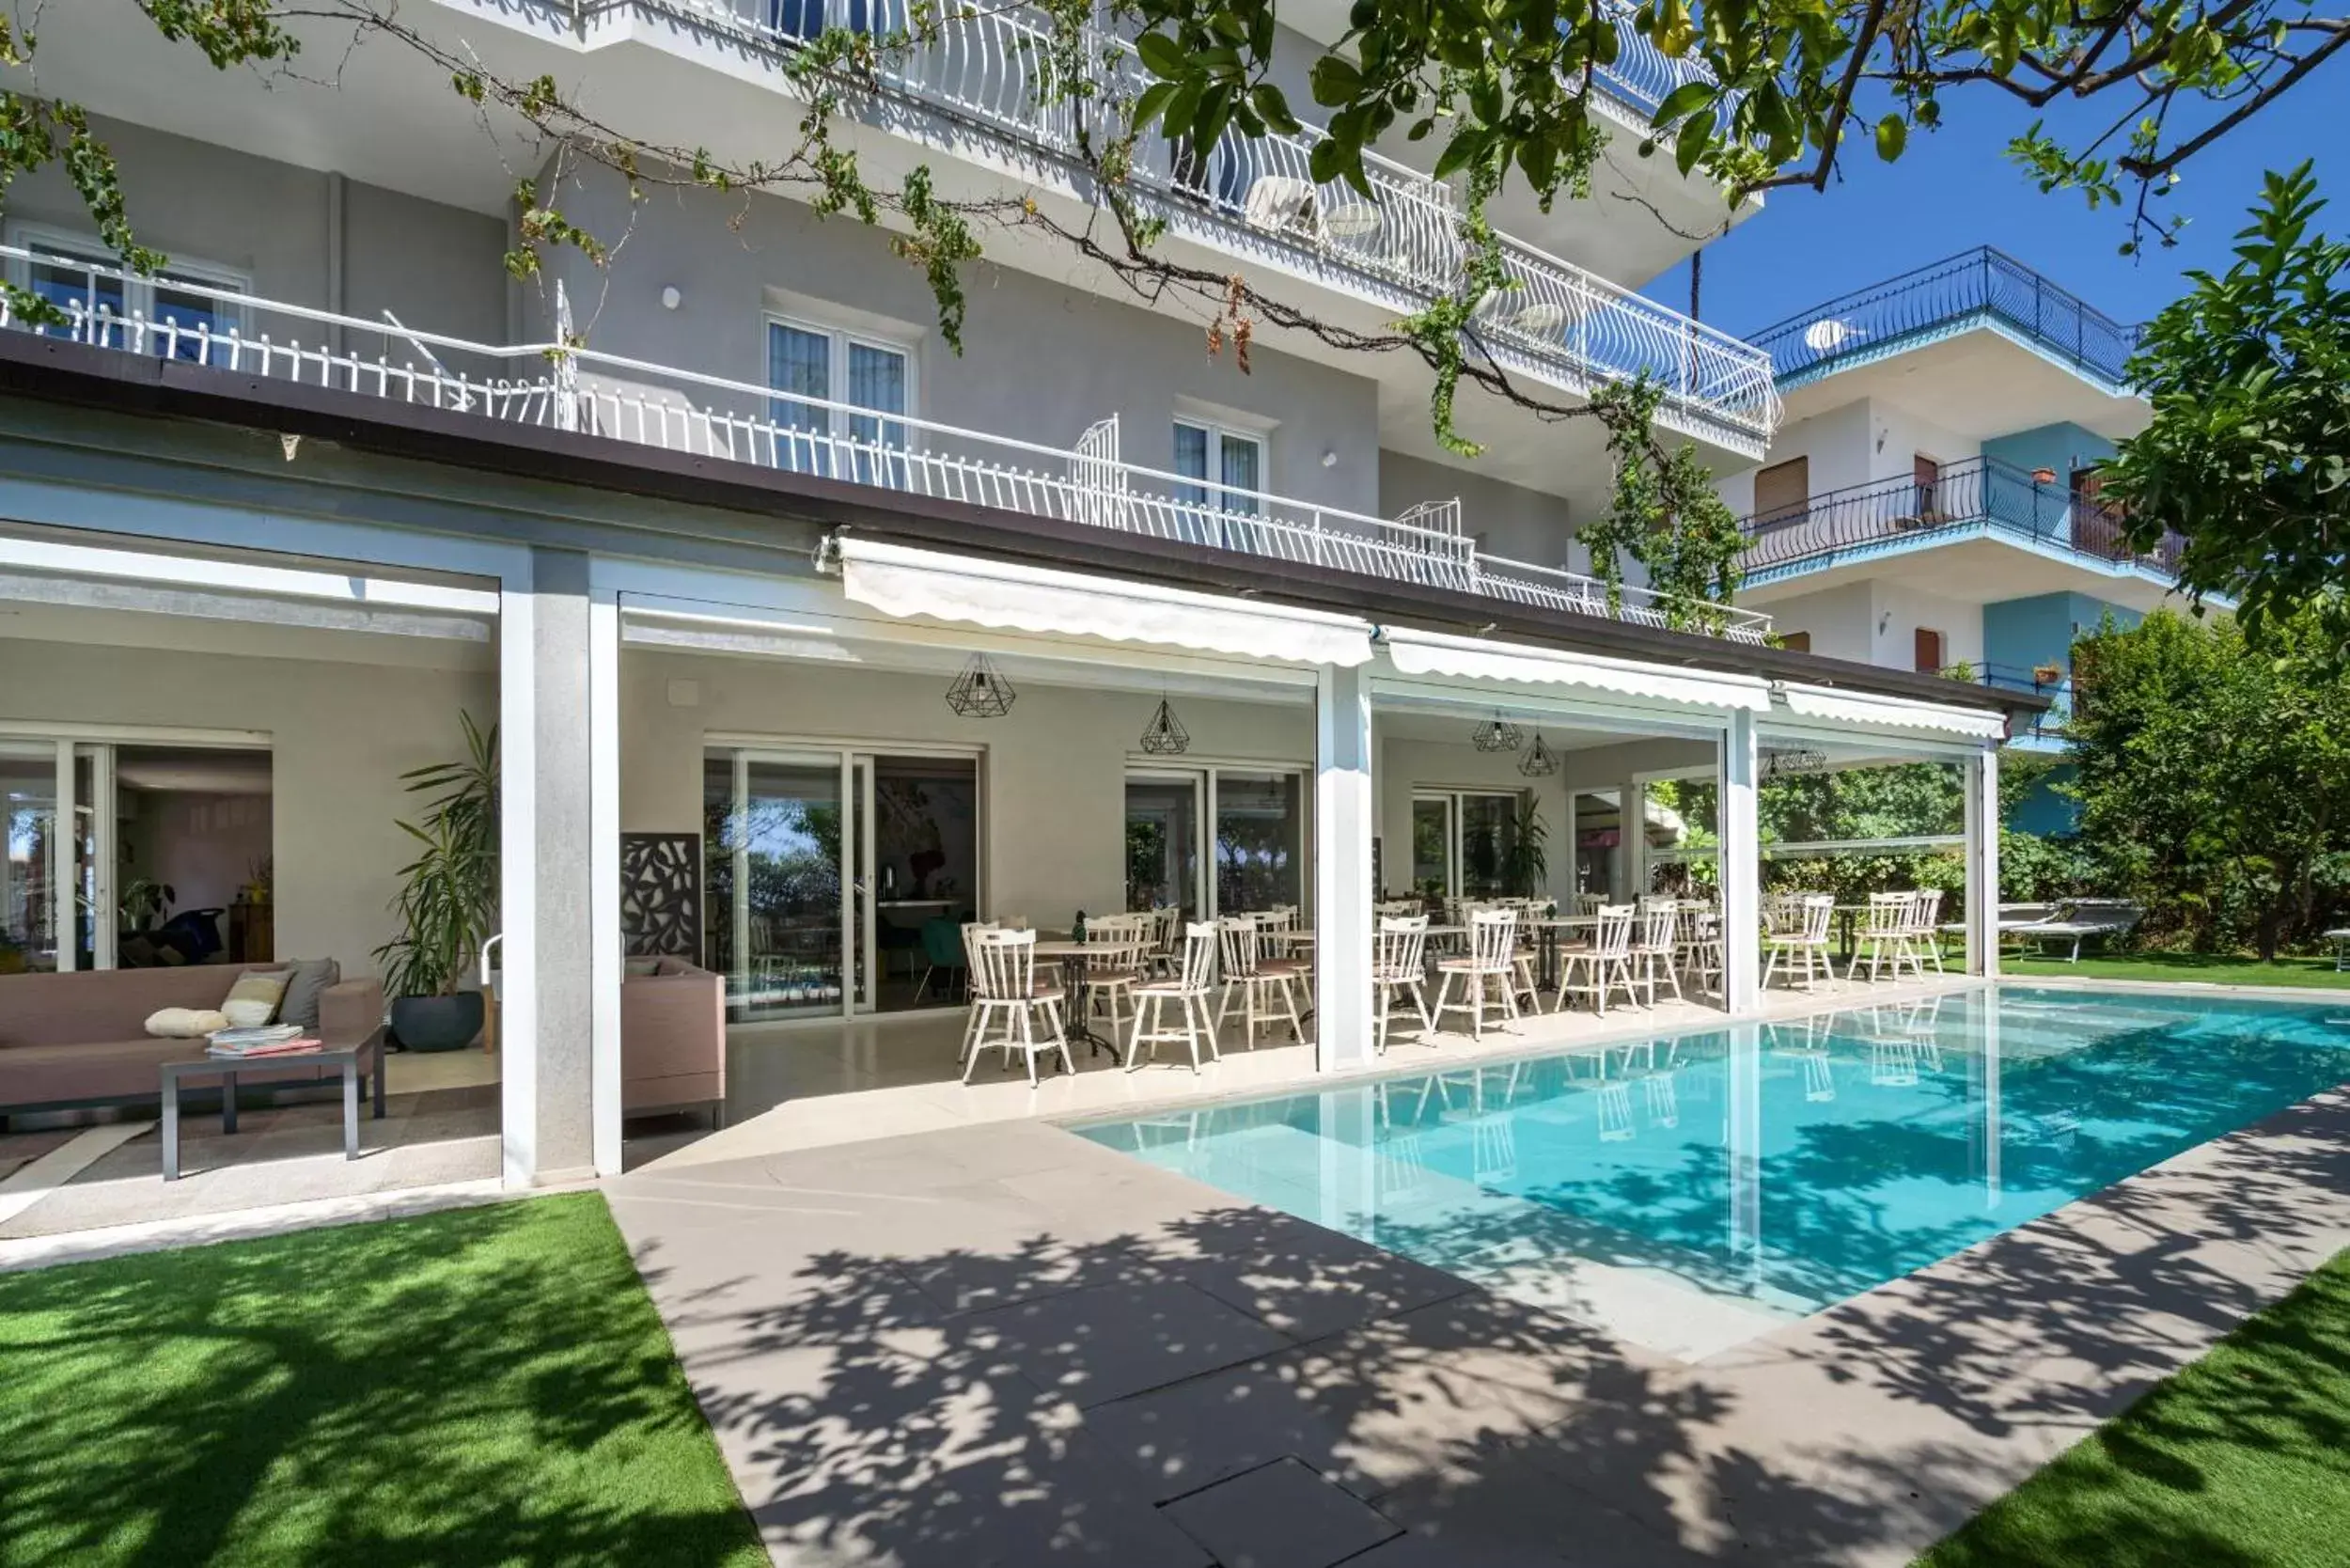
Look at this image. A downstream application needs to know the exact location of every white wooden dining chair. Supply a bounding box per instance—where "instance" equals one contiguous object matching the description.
[1082,915,1152,1038]
[1575,891,1606,917]
[1214,915,1304,1048]
[1905,888,1947,975]
[1762,894,1838,991]
[1124,921,1220,1073]
[1682,909,1725,997]
[1847,891,1914,983]
[956,919,1000,1064]
[962,928,1073,1087]
[1559,903,1638,1015]
[1371,915,1432,1053]
[1628,901,1684,1007]
[1431,908,1519,1042]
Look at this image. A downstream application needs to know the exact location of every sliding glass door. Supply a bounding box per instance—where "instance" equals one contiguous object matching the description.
[0,744,59,973]
[1127,765,1306,920]
[1412,788,1526,901]
[705,745,979,1022]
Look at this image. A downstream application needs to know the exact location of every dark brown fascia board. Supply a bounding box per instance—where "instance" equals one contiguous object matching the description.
[0,330,2044,717]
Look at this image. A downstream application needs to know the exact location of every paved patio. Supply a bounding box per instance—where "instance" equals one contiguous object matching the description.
[608,1041,2350,1566]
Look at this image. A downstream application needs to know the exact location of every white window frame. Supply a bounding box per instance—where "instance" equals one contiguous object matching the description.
[6,222,253,341]
[1171,416,1267,503]
[1124,760,1310,920]
[762,309,918,428]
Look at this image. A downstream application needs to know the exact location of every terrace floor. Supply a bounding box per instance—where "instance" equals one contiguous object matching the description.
[609,1027,2350,1567]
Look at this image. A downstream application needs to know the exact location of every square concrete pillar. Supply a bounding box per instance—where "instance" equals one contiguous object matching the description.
[498,546,597,1186]
[1314,663,1374,1071]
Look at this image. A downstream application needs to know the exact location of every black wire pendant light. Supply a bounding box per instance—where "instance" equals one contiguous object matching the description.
[1517,730,1558,777]
[1471,710,1522,752]
[945,652,1016,717]
[1139,696,1191,755]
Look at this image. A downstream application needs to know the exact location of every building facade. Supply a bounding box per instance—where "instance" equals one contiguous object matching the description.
[0,2,2032,1190]
[1715,248,2189,830]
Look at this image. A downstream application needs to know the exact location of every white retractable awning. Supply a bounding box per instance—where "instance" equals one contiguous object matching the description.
[1380,627,1775,712]
[1777,683,2009,740]
[836,537,1375,667]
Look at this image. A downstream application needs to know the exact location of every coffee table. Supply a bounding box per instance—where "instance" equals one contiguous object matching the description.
[161,1044,384,1181]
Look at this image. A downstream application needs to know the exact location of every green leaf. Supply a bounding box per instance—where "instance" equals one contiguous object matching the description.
[1132,79,1178,131]
[1434,122,1488,180]
[1874,114,1906,161]
[1249,82,1301,135]
[1649,80,1713,129]
[1134,31,1188,82]
[1673,111,1711,176]
[1309,53,1362,107]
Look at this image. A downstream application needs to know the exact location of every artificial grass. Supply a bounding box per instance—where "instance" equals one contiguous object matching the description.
[2000,950,2350,989]
[1918,1246,2350,1568]
[0,1194,766,1568]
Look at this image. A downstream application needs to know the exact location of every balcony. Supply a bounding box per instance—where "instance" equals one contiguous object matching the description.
[1943,664,2072,745]
[641,0,1778,444]
[1738,456,2186,583]
[1,244,1773,642]
[1747,248,2141,392]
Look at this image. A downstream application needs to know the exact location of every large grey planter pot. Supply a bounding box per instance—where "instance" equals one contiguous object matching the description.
[389,991,485,1053]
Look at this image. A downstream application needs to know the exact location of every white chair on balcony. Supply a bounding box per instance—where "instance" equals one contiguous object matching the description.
[1847,891,1915,984]
[963,928,1073,1087]
[1628,902,1684,1008]
[1124,921,1220,1074]
[1906,888,1948,976]
[1243,176,1315,235]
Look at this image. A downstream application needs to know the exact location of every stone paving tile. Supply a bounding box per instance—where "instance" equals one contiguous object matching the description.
[1082,1288,1610,1506]
[957,1278,1295,1409]
[1158,1456,1401,1568]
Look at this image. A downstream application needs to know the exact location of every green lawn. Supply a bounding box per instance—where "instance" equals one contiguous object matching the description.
[1919,1247,2350,1568]
[0,1194,764,1568]
[2000,949,2350,989]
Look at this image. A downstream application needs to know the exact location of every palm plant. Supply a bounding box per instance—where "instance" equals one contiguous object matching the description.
[1505,798,1549,897]
[374,713,499,999]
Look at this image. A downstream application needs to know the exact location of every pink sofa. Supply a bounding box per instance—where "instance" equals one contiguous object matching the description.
[0,965,384,1117]
[623,957,727,1123]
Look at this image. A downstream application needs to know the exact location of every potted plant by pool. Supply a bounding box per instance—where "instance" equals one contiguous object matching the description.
[374,713,498,1052]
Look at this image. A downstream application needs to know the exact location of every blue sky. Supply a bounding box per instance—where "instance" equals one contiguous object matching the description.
[1643,65,2348,336]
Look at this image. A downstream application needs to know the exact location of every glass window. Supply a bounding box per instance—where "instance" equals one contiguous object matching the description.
[1172,419,1263,522]
[1,745,58,972]
[150,273,243,365]
[768,321,831,439]
[1214,771,1302,914]
[1125,776,1201,920]
[1459,792,1521,899]
[1410,797,1451,900]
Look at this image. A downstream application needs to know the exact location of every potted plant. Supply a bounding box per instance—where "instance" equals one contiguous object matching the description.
[1504,798,1550,899]
[2031,660,2066,686]
[374,713,498,1052]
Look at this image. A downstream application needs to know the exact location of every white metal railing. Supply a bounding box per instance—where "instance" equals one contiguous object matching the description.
[651,0,1779,439]
[0,246,1772,640]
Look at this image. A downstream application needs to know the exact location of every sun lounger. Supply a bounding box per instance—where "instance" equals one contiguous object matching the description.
[2005,901,2144,963]
[2326,928,2350,972]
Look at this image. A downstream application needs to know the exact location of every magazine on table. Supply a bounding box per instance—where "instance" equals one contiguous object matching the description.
[206,1023,322,1058]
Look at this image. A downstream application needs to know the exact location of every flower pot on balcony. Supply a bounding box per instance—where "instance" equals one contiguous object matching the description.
[2030,467,2058,485]
[2031,662,2066,686]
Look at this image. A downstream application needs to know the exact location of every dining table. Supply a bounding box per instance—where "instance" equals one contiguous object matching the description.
[1030,938,1115,1059]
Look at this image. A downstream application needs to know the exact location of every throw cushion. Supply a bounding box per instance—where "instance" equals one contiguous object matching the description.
[146,1008,231,1039]
[276,958,342,1028]
[220,968,293,1028]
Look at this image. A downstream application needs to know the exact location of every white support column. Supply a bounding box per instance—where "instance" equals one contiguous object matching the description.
[1966,745,2001,978]
[1720,711,1762,1013]
[588,585,624,1176]
[88,745,115,972]
[1314,663,1374,1072]
[498,547,597,1187]
[1609,776,1639,899]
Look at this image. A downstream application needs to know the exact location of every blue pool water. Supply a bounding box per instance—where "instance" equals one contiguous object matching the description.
[1073,988,2350,1333]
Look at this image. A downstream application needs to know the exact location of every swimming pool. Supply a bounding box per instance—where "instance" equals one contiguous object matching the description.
[1073,987,2350,1356]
